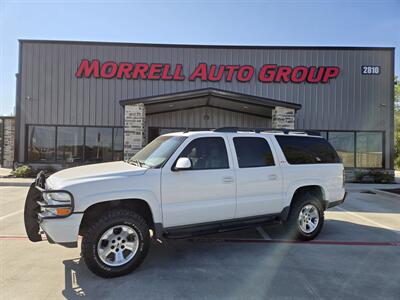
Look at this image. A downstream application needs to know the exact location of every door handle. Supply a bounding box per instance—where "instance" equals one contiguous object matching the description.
[268,174,278,181]
[223,176,234,183]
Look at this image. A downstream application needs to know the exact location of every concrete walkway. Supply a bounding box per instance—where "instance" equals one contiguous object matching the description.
[0,168,33,186]
[0,167,12,177]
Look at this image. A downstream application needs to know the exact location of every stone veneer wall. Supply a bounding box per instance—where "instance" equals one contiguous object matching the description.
[124,104,146,161]
[272,106,295,129]
[2,118,15,168]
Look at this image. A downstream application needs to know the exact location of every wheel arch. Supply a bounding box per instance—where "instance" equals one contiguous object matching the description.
[79,199,156,237]
[281,185,326,221]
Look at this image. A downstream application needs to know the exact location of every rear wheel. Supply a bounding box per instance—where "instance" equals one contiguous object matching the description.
[285,192,324,241]
[81,209,150,278]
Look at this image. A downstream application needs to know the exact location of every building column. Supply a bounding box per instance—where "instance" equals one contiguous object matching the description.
[272,106,295,129]
[3,118,15,168]
[124,103,146,161]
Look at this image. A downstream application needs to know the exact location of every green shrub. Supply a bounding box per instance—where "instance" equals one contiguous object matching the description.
[11,165,35,178]
[354,171,366,182]
[369,170,393,183]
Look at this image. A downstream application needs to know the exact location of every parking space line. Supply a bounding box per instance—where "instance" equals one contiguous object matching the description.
[0,209,24,220]
[333,206,400,236]
[256,226,271,240]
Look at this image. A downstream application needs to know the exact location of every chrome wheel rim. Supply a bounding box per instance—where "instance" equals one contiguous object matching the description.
[97,225,139,267]
[298,204,319,234]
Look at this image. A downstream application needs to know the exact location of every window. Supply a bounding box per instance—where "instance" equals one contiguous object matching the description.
[131,135,187,168]
[319,131,328,140]
[275,135,340,165]
[356,132,383,168]
[27,125,124,164]
[233,137,274,168]
[85,127,113,162]
[113,128,124,161]
[57,127,84,163]
[328,132,355,167]
[27,126,56,162]
[178,137,229,170]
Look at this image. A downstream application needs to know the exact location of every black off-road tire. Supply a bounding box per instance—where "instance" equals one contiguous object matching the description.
[81,209,150,278]
[285,192,325,241]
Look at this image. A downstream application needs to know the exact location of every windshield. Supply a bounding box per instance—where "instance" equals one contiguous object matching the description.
[129,135,187,168]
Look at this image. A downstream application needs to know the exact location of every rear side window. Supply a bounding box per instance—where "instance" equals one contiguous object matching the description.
[275,136,340,164]
[233,137,275,168]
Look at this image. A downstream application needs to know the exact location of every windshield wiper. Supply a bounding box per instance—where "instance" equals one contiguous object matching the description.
[129,159,150,168]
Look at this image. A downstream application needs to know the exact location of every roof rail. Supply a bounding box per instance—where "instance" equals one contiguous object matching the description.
[213,127,321,136]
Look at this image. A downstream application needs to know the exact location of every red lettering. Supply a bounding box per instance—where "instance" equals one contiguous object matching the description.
[173,64,185,80]
[148,63,163,80]
[100,62,118,79]
[117,63,133,79]
[307,67,324,83]
[189,63,207,81]
[291,66,308,83]
[208,65,225,81]
[225,65,239,81]
[322,67,340,83]
[161,64,173,80]
[132,63,149,79]
[237,66,254,82]
[258,65,277,82]
[75,59,100,78]
[274,66,291,82]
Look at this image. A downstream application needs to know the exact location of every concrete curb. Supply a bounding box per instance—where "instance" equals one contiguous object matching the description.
[0,178,34,187]
[373,189,400,200]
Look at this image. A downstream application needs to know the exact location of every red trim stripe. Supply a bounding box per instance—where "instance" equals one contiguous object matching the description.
[1,236,398,247]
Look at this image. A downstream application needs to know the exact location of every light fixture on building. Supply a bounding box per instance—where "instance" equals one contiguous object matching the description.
[25,96,32,101]
[204,114,210,121]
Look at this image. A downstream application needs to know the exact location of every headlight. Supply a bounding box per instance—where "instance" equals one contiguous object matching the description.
[40,191,73,218]
[43,192,72,203]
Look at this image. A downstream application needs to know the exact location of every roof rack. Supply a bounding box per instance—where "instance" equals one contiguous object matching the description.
[213,127,321,136]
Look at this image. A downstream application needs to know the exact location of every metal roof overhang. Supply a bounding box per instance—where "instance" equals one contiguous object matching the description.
[119,88,301,118]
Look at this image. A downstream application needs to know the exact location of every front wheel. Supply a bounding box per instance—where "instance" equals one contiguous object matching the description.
[81,209,150,278]
[285,193,324,241]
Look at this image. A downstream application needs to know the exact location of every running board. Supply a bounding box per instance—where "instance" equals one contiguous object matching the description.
[163,213,281,239]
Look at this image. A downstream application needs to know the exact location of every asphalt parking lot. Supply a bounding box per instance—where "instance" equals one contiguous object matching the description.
[1,184,399,300]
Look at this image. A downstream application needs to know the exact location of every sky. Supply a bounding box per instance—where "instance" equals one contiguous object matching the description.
[0,0,399,116]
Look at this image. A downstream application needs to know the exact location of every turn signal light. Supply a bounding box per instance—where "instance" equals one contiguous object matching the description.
[56,208,72,216]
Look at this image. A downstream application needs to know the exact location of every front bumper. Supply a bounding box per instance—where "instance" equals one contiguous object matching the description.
[23,175,81,248]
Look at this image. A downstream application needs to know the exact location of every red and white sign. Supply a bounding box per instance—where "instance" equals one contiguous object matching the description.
[75,59,340,84]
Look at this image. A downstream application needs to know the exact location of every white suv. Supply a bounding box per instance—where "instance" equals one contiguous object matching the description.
[24,128,346,277]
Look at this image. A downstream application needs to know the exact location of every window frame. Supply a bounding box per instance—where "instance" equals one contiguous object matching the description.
[25,124,124,164]
[173,136,230,171]
[312,130,385,169]
[232,136,276,169]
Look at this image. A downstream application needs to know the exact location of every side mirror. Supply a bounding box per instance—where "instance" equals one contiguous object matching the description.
[175,157,192,170]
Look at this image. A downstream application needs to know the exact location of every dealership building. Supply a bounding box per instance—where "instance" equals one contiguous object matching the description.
[2,40,395,179]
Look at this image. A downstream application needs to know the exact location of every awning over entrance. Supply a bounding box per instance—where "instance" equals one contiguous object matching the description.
[120,88,301,118]
[120,88,301,160]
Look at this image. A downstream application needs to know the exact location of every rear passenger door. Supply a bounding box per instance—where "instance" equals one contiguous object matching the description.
[230,136,283,218]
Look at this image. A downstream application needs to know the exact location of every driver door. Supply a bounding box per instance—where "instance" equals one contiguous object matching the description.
[161,136,236,228]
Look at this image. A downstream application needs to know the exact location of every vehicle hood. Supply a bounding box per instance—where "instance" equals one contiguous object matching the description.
[46,161,147,190]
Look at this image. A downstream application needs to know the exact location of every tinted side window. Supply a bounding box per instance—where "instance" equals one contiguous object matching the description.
[233,137,275,168]
[179,137,229,170]
[275,136,340,164]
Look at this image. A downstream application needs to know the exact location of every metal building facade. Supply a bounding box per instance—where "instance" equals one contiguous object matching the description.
[15,40,395,171]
